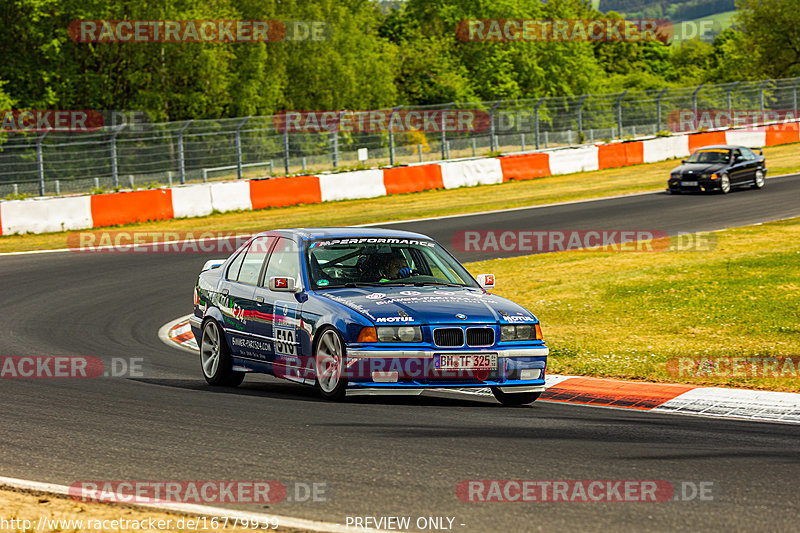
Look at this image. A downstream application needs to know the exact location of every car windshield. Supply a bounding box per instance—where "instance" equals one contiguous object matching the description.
[687,149,730,164]
[306,238,479,289]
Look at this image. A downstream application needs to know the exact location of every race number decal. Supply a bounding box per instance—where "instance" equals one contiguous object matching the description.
[275,327,296,356]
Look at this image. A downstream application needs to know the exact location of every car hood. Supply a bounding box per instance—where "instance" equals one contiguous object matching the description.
[672,162,727,175]
[318,286,538,325]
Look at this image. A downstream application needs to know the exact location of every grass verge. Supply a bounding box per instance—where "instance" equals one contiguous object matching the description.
[1,143,798,254]
[467,217,800,392]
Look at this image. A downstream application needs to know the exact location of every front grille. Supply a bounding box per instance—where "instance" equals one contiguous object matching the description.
[466,327,494,347]
[434,328,464,347]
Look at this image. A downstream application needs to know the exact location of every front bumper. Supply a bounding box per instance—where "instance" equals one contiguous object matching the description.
[667,176,721,192]
[343,346,548,389]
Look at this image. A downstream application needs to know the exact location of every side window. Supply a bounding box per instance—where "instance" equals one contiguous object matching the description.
[733,148,742,160]
[264,238,300,287]
[226,250,246,281]
[742,147,757,160]
[236,236,275,285]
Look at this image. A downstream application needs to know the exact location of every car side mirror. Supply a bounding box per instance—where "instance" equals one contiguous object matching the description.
[681,160,686,164]
[201,259,226,272]
[269,276,299,292]
[476,274,495,289]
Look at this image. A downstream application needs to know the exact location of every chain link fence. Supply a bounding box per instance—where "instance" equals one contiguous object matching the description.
[2,76,799,198]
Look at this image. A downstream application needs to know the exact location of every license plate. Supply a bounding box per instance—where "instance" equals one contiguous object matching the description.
[681,181,698,186]
[434,353,497,370]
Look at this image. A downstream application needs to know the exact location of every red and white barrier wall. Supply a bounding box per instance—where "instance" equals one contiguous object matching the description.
[1,122,798,236]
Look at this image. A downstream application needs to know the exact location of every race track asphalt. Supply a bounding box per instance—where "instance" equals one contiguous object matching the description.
[1,174,799,532]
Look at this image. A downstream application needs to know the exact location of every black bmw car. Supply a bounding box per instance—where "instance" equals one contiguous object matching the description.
[667,145,767,194]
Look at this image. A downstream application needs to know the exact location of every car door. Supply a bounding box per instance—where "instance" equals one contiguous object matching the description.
[250,237,304,378]
[741,147,760,180]
[218,235,275,360]
[729,148,750,184]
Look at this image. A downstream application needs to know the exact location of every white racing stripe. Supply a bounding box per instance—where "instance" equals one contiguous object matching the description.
[0,476,383,533]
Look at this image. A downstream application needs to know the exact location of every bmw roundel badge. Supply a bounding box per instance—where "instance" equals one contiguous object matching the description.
[456,313,467,320]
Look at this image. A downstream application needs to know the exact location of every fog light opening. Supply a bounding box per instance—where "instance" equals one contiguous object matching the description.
[372,371,399,383]
[520,369,542,380]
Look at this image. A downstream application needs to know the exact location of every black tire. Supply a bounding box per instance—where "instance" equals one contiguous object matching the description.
[667,189,679,195]
[200,319,245,387]
[313,327,348,401]
[752,169,766,189]
[718,173,731,194]
[491,387,541,406]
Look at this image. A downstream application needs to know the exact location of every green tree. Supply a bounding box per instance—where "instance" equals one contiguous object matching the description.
[277,0,399,111]
[669,38,715,84]
[379,9,475,105]
[0,0,398,119]
[728,0,800,78]
[703,28,752,83]
[0,0,245,120]
[0,79,16,143]
[399,0,605,102]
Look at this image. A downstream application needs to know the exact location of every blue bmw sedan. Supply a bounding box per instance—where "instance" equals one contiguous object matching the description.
[190,228,548,405]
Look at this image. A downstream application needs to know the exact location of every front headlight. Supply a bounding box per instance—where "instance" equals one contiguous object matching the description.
[376,326,423,342]
[500,323,542,341]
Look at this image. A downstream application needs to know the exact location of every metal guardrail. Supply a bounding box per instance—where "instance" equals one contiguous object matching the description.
[1,76,799,198]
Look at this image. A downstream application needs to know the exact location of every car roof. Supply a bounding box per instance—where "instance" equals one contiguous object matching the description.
[255,227,433,242]
[692,145,747,150]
